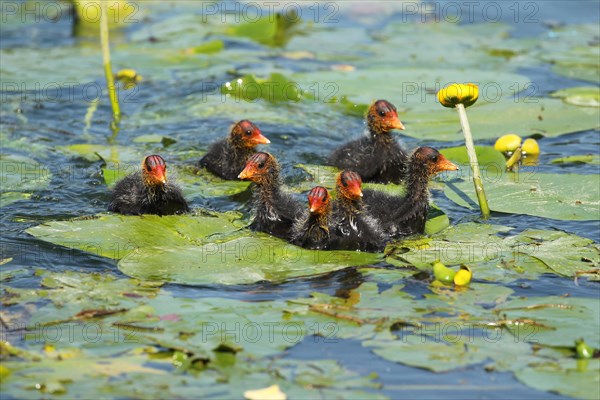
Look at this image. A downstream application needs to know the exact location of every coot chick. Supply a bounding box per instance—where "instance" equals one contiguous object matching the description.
[329,170,386,252]
[363,147,458,237]
[238,152,302,239]
[199,120,270,180]
[108,155,189,216]
[327,100,407,184]
[290,186,332,250]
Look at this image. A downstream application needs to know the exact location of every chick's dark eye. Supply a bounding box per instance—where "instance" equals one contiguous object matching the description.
[378,110,386,117]
[258,162,265,169]
[146,165,152,172]
[431,156,438,163]
[245,130,252,136]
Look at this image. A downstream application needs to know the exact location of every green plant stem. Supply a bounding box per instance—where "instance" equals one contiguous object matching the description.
[100,0,120,128]
[456,103,490,219]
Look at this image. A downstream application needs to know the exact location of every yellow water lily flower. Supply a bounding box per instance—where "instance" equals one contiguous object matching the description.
[494,134,522,153]
[454,265,472,286]
[437,83,479,108]
[522,138,540,155]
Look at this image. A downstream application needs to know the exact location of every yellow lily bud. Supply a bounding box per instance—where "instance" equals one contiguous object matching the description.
[437,83,479,108]
[522,138,540,155]
[116,69,142,90]
[494,134,522,153]
[453,265,472,286]
[116,69,142,82]
[433,260,456,284]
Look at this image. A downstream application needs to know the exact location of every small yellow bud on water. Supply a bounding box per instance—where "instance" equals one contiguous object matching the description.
[437,83,479,108]
[522,138,540,155]
[495,134,522,153]
[453,265,472,286]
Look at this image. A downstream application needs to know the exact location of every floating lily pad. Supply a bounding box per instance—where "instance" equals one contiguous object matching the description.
[551,154,600,165]
[496,296,600,348]
[508,229,599,277]
[516,359,600,400]
[444,172,600,220]
[58,144,141,164]
[185,40,224,54]
[386,223,511,269]
[551,87,600,107]
[176,166,251,198]
[385,223,599,280]
[26,213,245,260]
[221,73,302,103]
[226,12,302,47]
[440,146,506,169]
[539,25,600,84]
[119,233,381,285]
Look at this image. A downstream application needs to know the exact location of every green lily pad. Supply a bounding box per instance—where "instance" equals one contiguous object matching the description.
[176,166,251,198]
[186,40,224,54]
[119,233,381,285]
[551,154,600,165]
[539,25,600,84]
[294,164,339,191]
[551,87,600,107]
[440,146,506,169]
[386,223,512,269]
[221,73,302,103]
[58,144,141,164]
[508,229,599,277]
[226,12,301,47]
[516,359,600,400]
[496,296,600,348]
[364,334,491,372]
[26,213,245,260]
[445,172,600,220]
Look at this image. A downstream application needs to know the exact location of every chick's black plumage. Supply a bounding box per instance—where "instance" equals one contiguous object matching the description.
[108,155,189,216]
[199,120,269,180]
[363,147,458,238]
[328,171,386,252]
[239,152,302,240]
[328,100,408,184]
[290,186,331,250]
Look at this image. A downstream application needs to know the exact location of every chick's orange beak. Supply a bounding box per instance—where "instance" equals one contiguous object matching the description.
[346,181,363,199]
[436,154,459,172]
[308,196,326,213]
[388,113,405,130]
[150,165,167,184]
[238,164,256,180]
[250,130,270,145]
